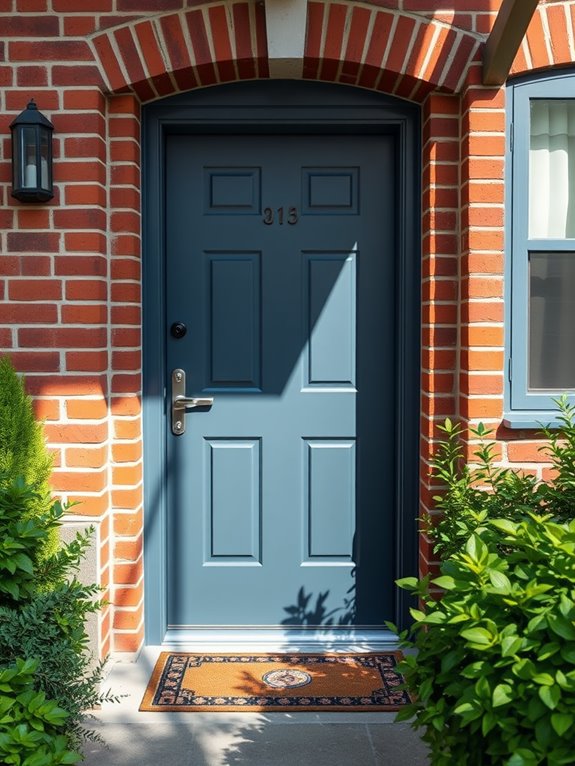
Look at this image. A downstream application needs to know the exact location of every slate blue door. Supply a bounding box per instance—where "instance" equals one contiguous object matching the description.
[165,133,397,630]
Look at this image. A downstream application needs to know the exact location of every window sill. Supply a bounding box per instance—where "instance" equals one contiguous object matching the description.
[503,411,565,430]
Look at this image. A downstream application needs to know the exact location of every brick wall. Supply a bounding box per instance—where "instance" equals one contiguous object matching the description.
[0,0,573,654]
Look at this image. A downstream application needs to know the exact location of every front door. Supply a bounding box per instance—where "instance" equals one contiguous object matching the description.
[164,132,397,634]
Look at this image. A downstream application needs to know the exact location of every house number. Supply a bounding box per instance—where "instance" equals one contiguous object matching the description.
[263,207,298,225]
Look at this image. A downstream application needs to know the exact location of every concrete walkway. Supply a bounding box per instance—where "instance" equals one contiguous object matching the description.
[81,648,430,766]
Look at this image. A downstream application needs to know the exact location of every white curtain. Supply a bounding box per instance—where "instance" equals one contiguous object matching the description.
[530,100,575,238]
[529,101,575,389]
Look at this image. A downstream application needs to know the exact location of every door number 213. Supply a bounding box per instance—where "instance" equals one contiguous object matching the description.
[263,206,298,225]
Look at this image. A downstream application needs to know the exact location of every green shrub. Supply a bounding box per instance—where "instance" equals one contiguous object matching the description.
[395,515,575,766]
[0,356,57,561]
[0,479,61,604]
[0,657,81,765]
[429,396,575,560]
[392,398,575,765]
[0,481,119,750]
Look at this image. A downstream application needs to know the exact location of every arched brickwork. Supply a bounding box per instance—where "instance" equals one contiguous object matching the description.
[89,2,482,101]
[512,1,575,76]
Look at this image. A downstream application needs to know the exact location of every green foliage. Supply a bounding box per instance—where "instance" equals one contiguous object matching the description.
[0,583,117,748]
[0,657,81,765]
[537,395,575,519]
[395,515,575,766]
[0,356,52,495]
[0,480,120,753]
[0,479,63,604]
[0,356,57,561]
[429,397,575,560]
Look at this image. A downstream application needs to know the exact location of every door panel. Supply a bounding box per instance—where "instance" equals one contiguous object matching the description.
[165,134,396,629]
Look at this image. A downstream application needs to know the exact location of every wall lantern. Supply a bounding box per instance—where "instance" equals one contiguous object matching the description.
[10,99,54,203]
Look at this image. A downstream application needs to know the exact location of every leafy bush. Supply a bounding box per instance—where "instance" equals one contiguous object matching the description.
[429,396,575,559]
[395,515,575,766]
[0,657,81,765]
[395,399,575,765]
[0,480,118,750]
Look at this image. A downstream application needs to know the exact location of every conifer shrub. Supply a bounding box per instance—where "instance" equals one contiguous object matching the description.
[0,356,119,757]
[0,356,57,561]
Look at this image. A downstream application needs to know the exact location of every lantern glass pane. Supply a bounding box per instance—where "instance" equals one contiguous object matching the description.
[40,131,50,190]
[22,127,38,188]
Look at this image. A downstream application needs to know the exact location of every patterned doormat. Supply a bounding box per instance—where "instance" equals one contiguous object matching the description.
[140,652,411,712]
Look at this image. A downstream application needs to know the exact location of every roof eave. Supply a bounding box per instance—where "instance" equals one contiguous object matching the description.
[482,0,539,87]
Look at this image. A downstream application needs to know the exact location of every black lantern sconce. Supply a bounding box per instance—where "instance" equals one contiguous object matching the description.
[10,99,54,203]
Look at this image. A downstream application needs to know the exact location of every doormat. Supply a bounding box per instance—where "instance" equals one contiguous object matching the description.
[139,652,411,712]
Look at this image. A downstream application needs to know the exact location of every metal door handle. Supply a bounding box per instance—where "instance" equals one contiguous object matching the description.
[171,369,213,435]
[173,395,214,410]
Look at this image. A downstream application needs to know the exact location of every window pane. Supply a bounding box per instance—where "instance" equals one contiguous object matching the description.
[529,252,575,389]
[530,100,575,238]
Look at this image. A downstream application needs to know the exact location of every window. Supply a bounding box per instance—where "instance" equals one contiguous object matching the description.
[506,73,575,426]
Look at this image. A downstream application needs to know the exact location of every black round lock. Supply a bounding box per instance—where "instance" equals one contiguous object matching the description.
[170,322,187,339]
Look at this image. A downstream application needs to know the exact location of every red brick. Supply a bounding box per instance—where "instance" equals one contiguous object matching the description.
[114,419,141,440]
[45,423,108,444]
[112,441,142,463]
[320,3,348,81]
[92,34,127,92]
[0,304,57,323]
[114,27,155,102]
[112,605,143,631]
[55,255,106,276]
[33,398,60,421]
[66,445,108,468]
[113,509,143,538]
[16,66,48,87]
[186,9,218,85]
[2,15,59,36]
[19,256,52,276]
[62,304,107,324]
[52,65,104,88]
[66,351,109,372]
[63,17,98,36]
[526,10,551,70]
[65,280,107,301]
[9,40,93,62]
[7,232,60,253]
[18,327,107,348]
[113,630,143,654]
[25,375,107,397]
[547,5,571,65]
[303,2,324,79]
[8,280,61,301]
[9,351,60,372]
[210,5,236,82]
[110,397,141,416]
[233,3,256,80]
[114,583,144,608]
[160,13,195,90]
[51,469,107,493]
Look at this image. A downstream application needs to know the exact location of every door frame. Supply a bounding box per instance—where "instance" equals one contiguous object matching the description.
[142,81,420,646]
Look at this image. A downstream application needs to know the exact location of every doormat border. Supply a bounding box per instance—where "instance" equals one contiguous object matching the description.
[139,651,412,712]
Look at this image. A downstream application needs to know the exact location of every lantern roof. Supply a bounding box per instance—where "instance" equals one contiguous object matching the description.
[10,99,54,130]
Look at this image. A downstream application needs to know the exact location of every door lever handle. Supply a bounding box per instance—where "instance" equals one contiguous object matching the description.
[171,369,213,435]
[173,395,214,410]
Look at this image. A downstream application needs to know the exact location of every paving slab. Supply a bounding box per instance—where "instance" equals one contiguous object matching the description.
[80,648,429,765]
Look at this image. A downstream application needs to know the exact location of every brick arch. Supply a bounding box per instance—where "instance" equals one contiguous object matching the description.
[90,2,481,103]
[512,2,575,76]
